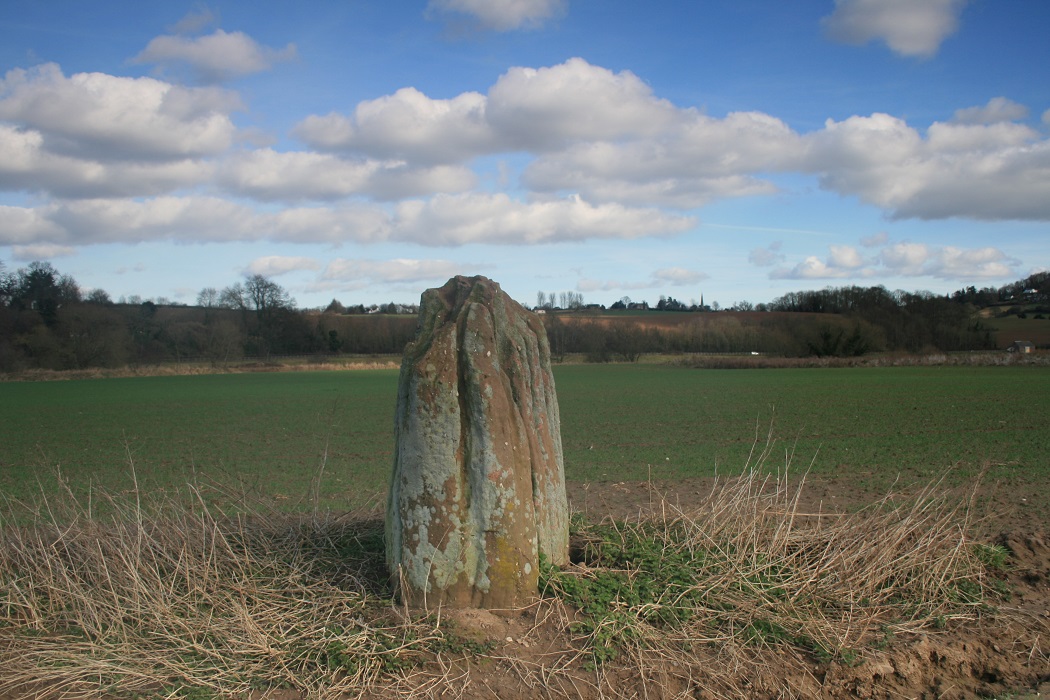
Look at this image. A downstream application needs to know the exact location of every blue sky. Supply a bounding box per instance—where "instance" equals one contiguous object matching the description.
[1,0,1048,309]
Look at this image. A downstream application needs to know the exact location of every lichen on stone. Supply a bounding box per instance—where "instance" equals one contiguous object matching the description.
[386,275,569,609]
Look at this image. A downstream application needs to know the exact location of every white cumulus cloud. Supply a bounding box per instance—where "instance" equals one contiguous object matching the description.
[0,197,386,246]
[828,245,867,269]
[0,191,691,249]
[880,243,1016,279]
[485,58,680,151]
[822,0,969,57]
[265,206,393,244]
[293,59,1050,221]
[245,256,320,277]
[953,97,1029,125]
[295,59,678,162]
[771,256,859,280]
[0,204,66,243]
[293,88,494,164]
[522,109,801,207]
[426,0,566,32]
[391,192,695,246]
[133,29,297,83]
[322,258,476,284]
[170,8,219,35]
[805,111,1050,220]
[749,241,786,267]
[295,58,801,207]
[4,52,1050,257]
[0,124,212,197]
[0,63,240,161]
[772,240,1018,282]
[216,148,475,201]
[651,267,708,285]
[11,243,76,261]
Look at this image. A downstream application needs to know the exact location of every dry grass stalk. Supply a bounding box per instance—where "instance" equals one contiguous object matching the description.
[0,452,1008,699]
[544,464,1003,697]
[0,479,438,699]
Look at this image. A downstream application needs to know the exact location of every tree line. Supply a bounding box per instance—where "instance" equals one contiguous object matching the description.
[539,273,1047,360]
[1,259,1045,371]
[0,261,417,372]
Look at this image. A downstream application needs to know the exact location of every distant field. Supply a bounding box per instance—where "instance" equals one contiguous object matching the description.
[1,365,1047,513]
[556,309,826,330]
[576,308,1050,350]
[987,314,1050,347]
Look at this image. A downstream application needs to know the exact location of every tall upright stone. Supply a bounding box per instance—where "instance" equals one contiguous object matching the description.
[386,275,569,609]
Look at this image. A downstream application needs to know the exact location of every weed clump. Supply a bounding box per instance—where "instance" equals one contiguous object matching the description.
[541,469,1005,672]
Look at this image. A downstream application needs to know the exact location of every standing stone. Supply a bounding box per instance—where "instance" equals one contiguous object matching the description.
[386,275,569,609]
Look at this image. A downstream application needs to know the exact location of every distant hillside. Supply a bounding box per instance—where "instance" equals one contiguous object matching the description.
[985,314,1050,348]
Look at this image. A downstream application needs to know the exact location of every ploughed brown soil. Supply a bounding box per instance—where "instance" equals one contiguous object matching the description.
[353,476,1050,700]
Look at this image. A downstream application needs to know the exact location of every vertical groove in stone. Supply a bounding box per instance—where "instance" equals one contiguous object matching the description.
[386,276,569,609]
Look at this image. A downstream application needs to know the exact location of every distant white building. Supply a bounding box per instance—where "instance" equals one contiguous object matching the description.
[1008,340,1035,354]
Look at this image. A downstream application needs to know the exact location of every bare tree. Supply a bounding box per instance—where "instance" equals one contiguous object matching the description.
[204,319,244,366]
[243,274,295,316]
[0,260,11,306]
[219,274,296,357]
[218,283,246,310]
[196,287,220,308]
[85,289,113,305]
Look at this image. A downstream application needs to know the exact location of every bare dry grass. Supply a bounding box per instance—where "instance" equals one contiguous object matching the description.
[545,479,1004,695]
[535,428,1010,697]
[0,477,441,698]
[0,456,1023,698]
[674,350,1048,369]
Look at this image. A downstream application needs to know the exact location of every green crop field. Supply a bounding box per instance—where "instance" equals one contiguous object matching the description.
[0,371,399,512]
[1,364,1048,513]
[555,364,1049,489]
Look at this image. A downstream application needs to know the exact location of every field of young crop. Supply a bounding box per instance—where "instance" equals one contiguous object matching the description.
[0,371,398,513]
[1,364,1048,514]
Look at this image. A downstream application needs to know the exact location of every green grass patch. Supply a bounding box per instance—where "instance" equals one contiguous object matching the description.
[1,364,1048,512]
[0,371,399,511]
[555,364,1050,491]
